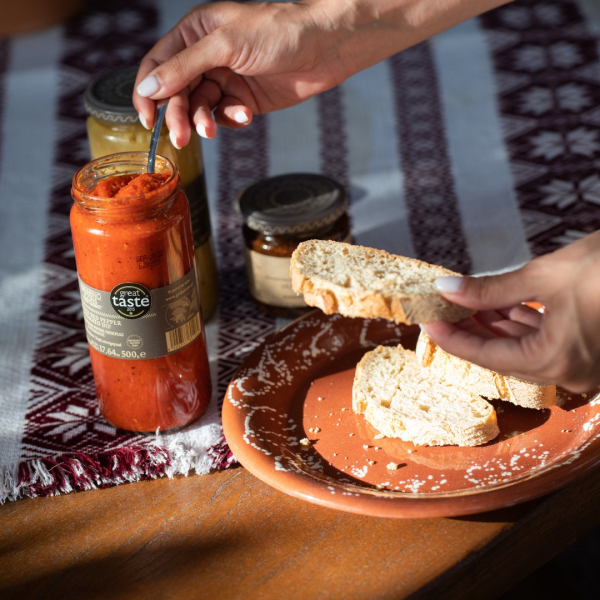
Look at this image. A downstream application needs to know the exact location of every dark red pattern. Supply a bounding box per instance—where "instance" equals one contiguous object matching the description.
[481,0,600,255]
[389,43,472,274]
[0,40,8,174]
[213,118,273,406]
[317,88,350,192]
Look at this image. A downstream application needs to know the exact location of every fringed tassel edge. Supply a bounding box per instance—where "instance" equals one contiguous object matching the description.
[207,436,238,470]
[1,434,237,504]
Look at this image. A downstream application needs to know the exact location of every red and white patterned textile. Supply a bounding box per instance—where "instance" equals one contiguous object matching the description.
[1,0,600,502]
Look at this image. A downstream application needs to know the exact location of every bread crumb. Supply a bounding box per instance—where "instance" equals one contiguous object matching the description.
[368,460,376,466]
[341,407,348,411]
[317,396,323,401]
[374,447,380,451]
[407,449,414,454]
[362,444,369,450]
[299,438,311,446]
[313,426,321,433]
[373,433,384,439]
[333,453,338,456]
[376,484,385,490]
[349,433,355,437]
[386,462,398,470]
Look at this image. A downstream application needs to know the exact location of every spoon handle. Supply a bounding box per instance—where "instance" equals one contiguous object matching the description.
[147,104,167,173]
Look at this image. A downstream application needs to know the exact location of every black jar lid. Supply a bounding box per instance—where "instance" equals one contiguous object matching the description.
[238,173,347,235]
[84,66,139,124]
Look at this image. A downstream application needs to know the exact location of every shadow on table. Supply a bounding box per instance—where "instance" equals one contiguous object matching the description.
[0,536,237,599]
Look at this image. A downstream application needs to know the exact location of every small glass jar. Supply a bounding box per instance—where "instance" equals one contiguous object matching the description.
[239,173,351,318]
[71,152,212,433]
[84,67,218,320]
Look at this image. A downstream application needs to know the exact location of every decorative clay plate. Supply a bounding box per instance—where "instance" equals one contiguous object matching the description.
[222,310,600,518]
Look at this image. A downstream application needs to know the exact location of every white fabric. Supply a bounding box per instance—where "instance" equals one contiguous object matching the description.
[0,28,62,473]
[432,18,532,273]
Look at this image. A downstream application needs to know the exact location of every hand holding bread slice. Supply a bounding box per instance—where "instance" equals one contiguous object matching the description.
[291,240,556,447]
[290,240,474,324]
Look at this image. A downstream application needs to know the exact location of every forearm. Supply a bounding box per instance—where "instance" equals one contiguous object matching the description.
[304,0,512,81]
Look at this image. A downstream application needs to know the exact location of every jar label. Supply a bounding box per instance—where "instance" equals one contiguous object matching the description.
[244,249,307,308]
[78,268,202,360]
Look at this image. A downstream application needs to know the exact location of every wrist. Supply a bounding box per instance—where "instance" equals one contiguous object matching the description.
[302,0,512,78]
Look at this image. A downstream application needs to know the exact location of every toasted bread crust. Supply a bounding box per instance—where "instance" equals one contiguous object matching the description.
[290,241,474,325]
[352,345,499,447]
[416,332,556,409]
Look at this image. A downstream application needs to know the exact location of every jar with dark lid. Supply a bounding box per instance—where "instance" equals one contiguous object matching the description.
[239,173,351,318]
[84,67,219,321]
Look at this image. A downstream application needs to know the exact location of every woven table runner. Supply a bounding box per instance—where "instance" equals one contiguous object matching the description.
[2,0,600,502]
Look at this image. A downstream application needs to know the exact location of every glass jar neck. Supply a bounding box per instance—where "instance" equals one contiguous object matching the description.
[71,151,179,222]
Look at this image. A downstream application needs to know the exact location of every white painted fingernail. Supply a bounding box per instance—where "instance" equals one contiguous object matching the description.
[138,112,150,130]
[434,276,464,293]
[136,75,160,97]
[196,123,208,138]
[233,111,248,124]
[169,129,181,150]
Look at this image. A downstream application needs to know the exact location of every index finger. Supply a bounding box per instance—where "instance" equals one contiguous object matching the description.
[133,28,189,127]
[134,34,230,103]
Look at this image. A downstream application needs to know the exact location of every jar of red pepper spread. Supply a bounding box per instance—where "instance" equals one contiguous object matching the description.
[71,152,211,432]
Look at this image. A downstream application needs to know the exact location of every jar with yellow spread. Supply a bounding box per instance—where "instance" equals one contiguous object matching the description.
[239,173,351,318]
[84,67,218,320]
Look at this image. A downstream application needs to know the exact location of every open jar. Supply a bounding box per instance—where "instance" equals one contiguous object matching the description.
[70,152,212,432]
[239,173,351,318]
[84,67,218,320]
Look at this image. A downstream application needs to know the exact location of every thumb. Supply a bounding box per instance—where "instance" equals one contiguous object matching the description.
[435,263,544,311]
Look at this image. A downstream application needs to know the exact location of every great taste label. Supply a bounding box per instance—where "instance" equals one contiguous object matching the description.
[78,269,202,360]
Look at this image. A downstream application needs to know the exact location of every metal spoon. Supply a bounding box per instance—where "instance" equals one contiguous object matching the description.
[147,103,167,173]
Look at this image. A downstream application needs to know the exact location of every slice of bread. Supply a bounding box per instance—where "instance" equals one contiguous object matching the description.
[416,331,556,409]
[290,240,474,325]
[352,345,499,446]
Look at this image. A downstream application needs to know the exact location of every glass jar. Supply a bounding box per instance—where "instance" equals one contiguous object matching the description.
[239,173,351,318]
[71,152,212,433]
[84,67,218,320]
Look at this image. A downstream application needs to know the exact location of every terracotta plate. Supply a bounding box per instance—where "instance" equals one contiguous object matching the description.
[222,310,600,518]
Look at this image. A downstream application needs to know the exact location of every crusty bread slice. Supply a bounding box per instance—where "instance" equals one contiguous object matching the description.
[290,240,474,324]
[416,331,556,409]
[352,345,499,446]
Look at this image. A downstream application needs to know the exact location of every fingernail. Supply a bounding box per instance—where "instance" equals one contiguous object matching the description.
[434,276,464,293]
[136,75,160,97]
[169,129,182,150]
[233,111,248,124]
[196,123,208,138]
[138,112,150,130]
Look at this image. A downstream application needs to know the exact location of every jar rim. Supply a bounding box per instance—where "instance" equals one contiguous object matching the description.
[71,152,179,216]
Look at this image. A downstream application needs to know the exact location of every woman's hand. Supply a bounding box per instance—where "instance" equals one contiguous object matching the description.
[423,231,600,394]
[133,0,509,147]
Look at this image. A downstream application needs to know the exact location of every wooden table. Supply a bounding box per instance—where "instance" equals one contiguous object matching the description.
[2,464,599,599]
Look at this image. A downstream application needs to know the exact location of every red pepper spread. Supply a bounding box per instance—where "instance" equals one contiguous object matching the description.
[92,172,171,198]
